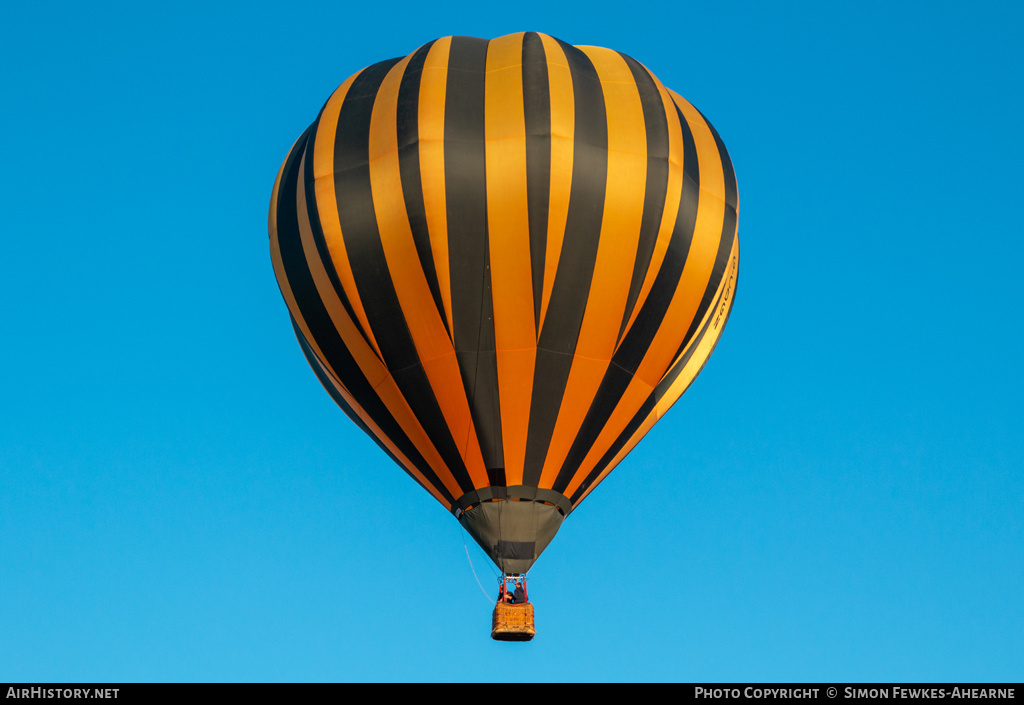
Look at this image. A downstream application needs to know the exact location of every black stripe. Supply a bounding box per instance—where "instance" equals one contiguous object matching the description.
[523,41,609,487]
[567,278,727,507]
[616,54,670,344]
[655,277,728,402]
[445,36,505,485]
[300,112,374,352]
[700,106,739,212]
[565,109,739,501]
[522,31,551,329]
[274,133,454,505]
[396,41,449,338]
[569,395,656,507]
[672,109,738,360]
[549,100,700,494]
[332,57,476,494]
[293,321,446,501]
[611,101,700,375]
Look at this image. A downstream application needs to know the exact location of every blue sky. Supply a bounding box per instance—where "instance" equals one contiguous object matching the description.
[2,0,1021,682]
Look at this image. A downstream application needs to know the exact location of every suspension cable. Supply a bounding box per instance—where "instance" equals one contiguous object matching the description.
[461,527,500,605]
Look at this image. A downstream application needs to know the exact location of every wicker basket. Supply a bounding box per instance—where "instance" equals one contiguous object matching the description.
[491,601,536,641]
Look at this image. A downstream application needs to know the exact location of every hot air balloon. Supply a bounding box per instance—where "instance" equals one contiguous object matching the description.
[269,32,738,641]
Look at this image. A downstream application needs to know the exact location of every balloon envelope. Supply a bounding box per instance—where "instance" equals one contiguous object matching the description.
[270,32,738,574]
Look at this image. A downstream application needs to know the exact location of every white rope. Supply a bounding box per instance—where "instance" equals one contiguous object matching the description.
[461,528,499,605]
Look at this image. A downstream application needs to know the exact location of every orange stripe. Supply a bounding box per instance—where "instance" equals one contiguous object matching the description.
[560,95,729,497]
[616,66,685,346]
[418,37,454,336]
[269,137,305,319]
[572,237,737,506]
[368,54,490,490]
[306,352,453,510]
[310,69,385,361]
[670,90,728,203]
[654,238,738,414]
[268,134,303,270]
[537,46,647,489]
[295,150,466,500]
[270,146,452,508]
[631,91,725,389]
[568,384,656,506]
[563,376,655,502]
[537,34,574,332]
[484,32,536,487]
